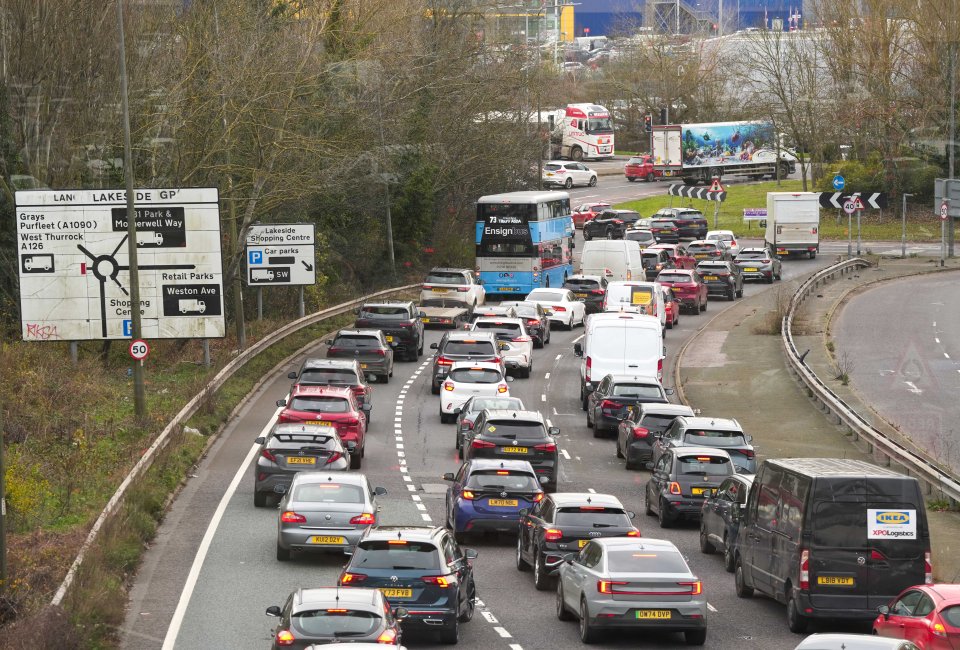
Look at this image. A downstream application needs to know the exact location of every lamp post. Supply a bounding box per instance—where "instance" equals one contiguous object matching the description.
[901,193,912,258]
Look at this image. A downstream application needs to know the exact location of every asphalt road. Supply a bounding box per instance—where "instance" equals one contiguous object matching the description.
[833,271,960,475]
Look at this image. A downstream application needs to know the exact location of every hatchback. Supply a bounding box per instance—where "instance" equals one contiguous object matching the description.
[874,584,960,648]
[616,403,695,470]
[429,331,501,394]
[276,472,386,560]
[419,267,485,308]
[276,386,369,468]
[563,275,607,314]
[455,396,524,458]
[699,473,754,572]
[470,317,534,378]
[287,358,373,412]
[542,161,598,188]
[253,424,350,507]
[705,229,741,257]
[645,447,736,527]
[695,261,744,300]
[654,269,708,314]
[266,587,405,648]
[652,208,707,239]
[624,227,656,248]
[734,247,782,283]
[439,362,510,423]
[624,154,661,182]
[500,301,551,347]
[648,243,697,269]
[463,409,560,489]
[445,458,545,539]
[653,415,756,473]
[687,240,731,261]
[326,329,394,383]
[572,202,611,229]
[641,249,673,281]
[585,373,671,436]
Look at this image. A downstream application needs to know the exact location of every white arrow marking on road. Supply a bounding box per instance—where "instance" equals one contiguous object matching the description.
[904,381,923,395]
[561,449,571,460]
[707,603,718,613]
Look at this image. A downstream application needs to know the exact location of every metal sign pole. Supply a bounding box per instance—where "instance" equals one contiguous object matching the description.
[257,287,263,321]
[901,193,912,258]
[203,340,211,368]
[299,286,305,318]
[847,211,852,258]
[856,209,862,256]
[713,199,720,229]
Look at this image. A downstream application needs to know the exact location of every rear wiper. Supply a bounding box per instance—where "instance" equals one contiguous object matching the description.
[389,566,418,570]
[592,523,615,528]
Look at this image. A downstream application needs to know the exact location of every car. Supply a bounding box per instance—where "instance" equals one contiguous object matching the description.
[419,267,485,308]
[562,275,607,314]
[734,247,782,283]
[696,260,744,300]
[582,209,641,241]
[648,243,697,269]
[500,301,551,347]
[562,61,587,74]
[463,409,560,489]
[542,160,598,188]
[649,218,680,243]
[339,526,478,644]
[645,447,736,528]
[439,361,510,423]
[326,329,394,383]
[687,240,731,262]
[455,396,525,457]
[444,458,545,540]
[525,288,587,330]
[516,493,640,590]
[640,249,673,281]
[699,473,754,572]
[556,537,707,645]
[468,305,516,323]
[653,415,756,474]
[616,403,695,470]
[585,373,671,437]
[794,634,921,650]
[354,300,425,361]
[275,472,386,560]
[470,317,534,378]
[705,229,741,257]
[623,227,656,248]
[265,587,405,648]
[253,424,351,507]
[624,154,662,182]
[874,584,960,647]
[276,386,370,469]
[661,286,680,329]
[287,358,373,414]
[654,269,708,314]
[429,331,502,394]
[572,202,611,229]
[419,297,472,329]
[652,207,708,239]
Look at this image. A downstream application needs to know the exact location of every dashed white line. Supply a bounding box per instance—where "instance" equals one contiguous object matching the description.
[481,611,498,624]
[493,627,512,638]
[555,354,562,361]
[509,645,524,650]
[406,484,416,491]
[420,513,432,522]
[560,448,571,460]
[936,338,941,344]
[544,372,550,379]
[541,394,547,402]
[707,603,718,613]
[587,488,596,493]
[946,353,951,359]
[415,503,426,511]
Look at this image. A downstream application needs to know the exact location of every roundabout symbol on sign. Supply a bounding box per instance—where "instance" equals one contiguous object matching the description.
[129,339,150,361]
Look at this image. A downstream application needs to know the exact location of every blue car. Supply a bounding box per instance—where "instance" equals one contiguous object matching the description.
[443,458,544,542]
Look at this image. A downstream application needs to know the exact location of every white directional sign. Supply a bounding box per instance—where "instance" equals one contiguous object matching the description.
[16,187,225,341]
[245,223,316,286]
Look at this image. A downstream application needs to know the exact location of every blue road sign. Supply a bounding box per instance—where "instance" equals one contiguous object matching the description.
[122,319,132,337]
[832,174,845,191]
[248,250,263,265]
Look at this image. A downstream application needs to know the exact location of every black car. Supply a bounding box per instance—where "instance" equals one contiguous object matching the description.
[616,403,695,470]
[501,301,551,348]
[354,300,425,361]
[562,275,607,314]
[464,409,560,491]
[585,373,671,437]
[582,209,640,241]
[649,218,680,243]
[652,208,707,239]
[699,473,754,572]
[455,396,524,458]
[644,447,735,528]
[641,249,673,281]
[339,526,477,644]
[429,331,501,394]
[695,261,744,300]
[516,492,640,590]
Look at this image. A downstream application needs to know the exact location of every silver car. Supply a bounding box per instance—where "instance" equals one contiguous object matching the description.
[253,424,351,507]
[276,472,386,561]
[734,247,783,283]
[556,537,707,645]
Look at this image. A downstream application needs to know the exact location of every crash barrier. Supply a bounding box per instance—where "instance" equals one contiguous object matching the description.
[782,259,960,504]
[52,283,421,606]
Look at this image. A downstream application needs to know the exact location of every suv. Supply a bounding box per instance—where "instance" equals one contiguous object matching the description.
[470,317,534,378]
[563,275,607,314]
[326,329,394,383]
[287,358,372,413]
[583,209,641,241]
[652,207,708,239]
[465,409,560,490]
[276,386,370,468]
[696,261,744,300]
[354,301,425,361]
[252,424,350,506]
[429,331,501,394]
[645,447,736,527]
[420,267,485,309]
[652,415,756,474]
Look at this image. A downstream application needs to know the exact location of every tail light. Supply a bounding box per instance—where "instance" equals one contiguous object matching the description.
[275,630,295,646]
[626,529,641,537]
[261,449,277,463]
[350,512,376,525]
[613,219,623,224]
[526,319,540,326]
[400,321,415,328]
[461,489,476,500]
[373,349,385,356]
[443,382,454,391]
[377,628,398,644]
[657,358,663,380]
[739,449,755,458]
[585,356,592,383]
[598,580,628,594]
[423,284,433,290]
[730,240,737,247]
[600,399,622,411]
[533,492,544,502]
[553,306,567,312]
[668,482,681,495]
[342,418,359,427]
[497,384,509,393]
[340,572,367,584]
[711,251,721,256]
[925,550,933,584]
[472,439,495,449]
[534,442,557,452]
[545,528,563,541]
[422,575,451,587]
[457,287,469,292]
[328,347,344,354]
[325,451,344,465]
[626,270,632,280]
[632,426,649,439]
[590,289,605,295]
[799,549,809,590]
[678,580,703,595]
[281,511,306,523]
[277,414,296,424]
[512,335,532,342]
[437,356,455,366]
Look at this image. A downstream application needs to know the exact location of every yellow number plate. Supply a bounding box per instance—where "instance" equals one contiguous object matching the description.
[636,610,672,619]
[385,335,394,342]
[500,287,517,291]
[704,275,718,280]
[501,446,528,453]
[305,420,333,426]
[422,318,431,323]
[744,267,758,272]
[695,254,708,258]
[360,363,368,369]
[286,456,316,465]
[308,535,345,544]
[575,293,588,298]
[381,588,413,598]
[578,539,589,548]
[818,576,854,586]
[431,288,446,292]
[691,487,714,496]
[488,498,518,507]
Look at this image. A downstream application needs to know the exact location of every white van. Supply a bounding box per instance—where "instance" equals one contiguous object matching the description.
[580,240,645,282]
[601,281,667,332]
[573,312,665,409]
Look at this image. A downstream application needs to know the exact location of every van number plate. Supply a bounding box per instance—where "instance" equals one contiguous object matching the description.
[817,576,854,586]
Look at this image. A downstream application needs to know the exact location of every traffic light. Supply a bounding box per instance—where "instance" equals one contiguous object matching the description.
[644,114,652,132]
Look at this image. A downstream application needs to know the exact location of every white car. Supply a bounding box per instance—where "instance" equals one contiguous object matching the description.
[705,230,741,257]
[542,161,598,189]
[470,317,534,378]
[439,361,510,423]
[420,267,485,308]
[525,288,586,330]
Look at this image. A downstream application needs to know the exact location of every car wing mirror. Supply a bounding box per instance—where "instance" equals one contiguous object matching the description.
[419,311,427,318]
[345,440,358,451]
[265,605,282,617]
[665,388,675,396]
[276,399,287,407]
[287,371,297,380]
[453,407,461,415]
[393,606,409,620]
[746,434,753,442]
[255,436,266,445]
[573,342,583,357]
[878,604,890,620]
[627,510,636,519]
[463,548,479,560]
[442,472,456,481]
[360,403,372,412]
[548,426,560,436]
[374,486,387,496]
[325,339,333,346]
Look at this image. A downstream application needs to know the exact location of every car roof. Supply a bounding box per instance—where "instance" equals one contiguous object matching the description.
[301,358,360,370]
[296,587,383,608]
[600,209,638,214]
[566,274,603,282]
[697,261,731,266]
[676,416,742,430]
[482,409,545,423]
[929,584,960,600]
[428,267,471,274]
[550,492,624,508]
[640,403,696,417]
[706,230,734,235]
[449,361,503,371]
[469,458,537,472]
[670,446,733,459]
[445,331,498,341]
[603,373,661,384]
[689,240,718,246]
[292,472,367,486]
[794,634,919,649]
[361,525,442,543]
[361,300,414,307]
[290,385,354,397]
[473,317,524,325]
[595,537,678,550]
[658,269,694,275]
[648,243,677,249]
[335,329,382,337]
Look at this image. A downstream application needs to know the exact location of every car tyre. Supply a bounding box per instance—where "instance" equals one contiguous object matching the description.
[766,275,774,284]
[276,544,291,562]
[737,287,743,298]
[458,581,476,622]
[701,298,708,312]
[431,380,441,395]
[787,591,809,633]
[350,451,362,469]
[693,300,701,315]
[735,559,754,598]
[658,498,673,528]
[627,176,636,183]
[723,536,736,573]
[646,172,656,182]
[583,229,592,241]
[533,551,552,591]
[571,147,583,162]
[685,629,707,646]
[378,373,389,383]
[254,491,268,508]
[557,581,574,621]
[589,175,597,187]
[699,525,716,554]
[579,598,598,643]
[516,536,530,572]
[439,616,460,645]
[728,287,736,301]
[564,177,573,189]
[616,439,624,459]
[605,227,614,240]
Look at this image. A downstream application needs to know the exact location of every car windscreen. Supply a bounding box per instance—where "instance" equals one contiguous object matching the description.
[466,470,540,491]
[480,421,546,440]
[359,306,408,318]
[676,455,733,476]
[289,396,350,413]
[611,383,663,399]
[528,290,565,302]
[352,541,440,570]
[656,273,691,284]
[470,397,523,413]
[299,369,359,385]
[425,272,466,285]
[291,609,380,637]
[640,414,682,432]
[555,507,631,527]
[681,430,746,446]
[443,340,496,356]
[564,279,600,290]
[291,483,364,503]
[688,244,718,253]
[812,501,926,554]
[606,549,689,573]
[448,368,502,384]
[332,335,381,349]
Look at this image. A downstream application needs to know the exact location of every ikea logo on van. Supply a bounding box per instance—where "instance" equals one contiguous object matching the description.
[868,508,917,540]
[875,511,910,525]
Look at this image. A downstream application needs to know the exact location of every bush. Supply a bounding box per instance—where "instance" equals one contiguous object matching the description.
[818,157,941,202]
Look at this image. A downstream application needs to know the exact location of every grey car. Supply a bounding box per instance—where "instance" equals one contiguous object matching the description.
[254,424,351,507]
[326,329,394,383]
[276,472,386,561]
[556,537,708,645]
[652,415,756,473]
[734,247,782,283]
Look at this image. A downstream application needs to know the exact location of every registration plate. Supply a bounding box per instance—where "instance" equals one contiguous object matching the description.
[744,267,758,272]
[308,535,345,545]
[691,487,714,496]
[704,275,718,281]
[488,498,518,507]
[360,363,368,369]
[286,456,316,465]
[501,446,528,454]
[499,287,517,291]
[431,288,447,292]
[575,293,588,298]
[422,318,431,323]
[306,420,333,426]
[695,254,708,258]
[578,539,589,548]
[385,335,394,342]
[636,610,672,619]
[381,588,413,598]
[818,576,854,586]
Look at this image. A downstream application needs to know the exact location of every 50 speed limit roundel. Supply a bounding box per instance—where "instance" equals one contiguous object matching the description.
[129,339,150,361]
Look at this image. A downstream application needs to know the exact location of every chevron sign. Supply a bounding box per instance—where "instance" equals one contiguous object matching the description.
[667,184,727,202]
[817,192,888,210]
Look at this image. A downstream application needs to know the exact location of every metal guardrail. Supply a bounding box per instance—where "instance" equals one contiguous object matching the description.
[781,259,960,504]
[51,283,421,606]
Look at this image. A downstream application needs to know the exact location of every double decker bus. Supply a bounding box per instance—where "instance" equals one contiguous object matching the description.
[475,191,574,296]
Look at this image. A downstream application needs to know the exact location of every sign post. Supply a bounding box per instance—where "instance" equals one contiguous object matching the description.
[941,200,950,266]
[843,197,858,258]
[245,224,317,303]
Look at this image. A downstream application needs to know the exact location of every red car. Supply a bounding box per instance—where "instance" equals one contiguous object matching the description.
[624,155,662,183]
[654,269,708,315]
[648,243,697,270]
[661,286,680,329]
[874,584,960,648]
[572,202,611,229]
[276,386,369,468]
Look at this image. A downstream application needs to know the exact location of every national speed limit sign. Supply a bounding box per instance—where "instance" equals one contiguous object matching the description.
[129,339,150,361]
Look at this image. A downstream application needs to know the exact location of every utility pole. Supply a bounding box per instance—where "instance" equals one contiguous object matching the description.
[950,42,957,256]
[117,0,146,421]
[901,193,912,258]
[0,405,6,594]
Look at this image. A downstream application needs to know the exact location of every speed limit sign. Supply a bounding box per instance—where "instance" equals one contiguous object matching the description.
[129,339,150,361]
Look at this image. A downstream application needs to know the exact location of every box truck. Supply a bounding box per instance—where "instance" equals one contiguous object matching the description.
[765,192,820,259]
[547,104,615,161]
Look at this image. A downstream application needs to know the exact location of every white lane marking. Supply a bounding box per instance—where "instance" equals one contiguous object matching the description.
[936,338,941,344]
[494,627,512,638]
[481,611,498,623]
[161,407,281,649]
[555,354,562,361]
[509,645,524,650]
[541,394,547,402]
[397,451,405,457]
[400,466,408,473]
[707,603,718,613]
[411,494,421,502]
[406,484,416,491]
[421,513,432,522]
[934,321,937,327]
[396,443,404,449]
[416,503,426,511]
[403,475,412,482]
[560,448,571,460]
[946,353,951,359]
[587,488,596,493]
[545,372,550,379]
[573,334,584,343]
[905,381,922,395]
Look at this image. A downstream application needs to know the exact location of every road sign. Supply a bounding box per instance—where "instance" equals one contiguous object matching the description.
[935,179,960,218]
[129,339,150,361]
[832,175,845,191]
[818,192,887,210]
[15,188,225,341]
[667,184,726,202]
[708,177,725,193]
[843,199,858,215]
[941,201,950,221]
[245,224,316,286]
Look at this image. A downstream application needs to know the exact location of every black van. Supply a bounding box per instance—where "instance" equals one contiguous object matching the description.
[734,458,931,633]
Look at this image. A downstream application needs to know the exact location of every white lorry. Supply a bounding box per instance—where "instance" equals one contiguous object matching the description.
[548,104,615,161]
[765,192,821,259]
[179,299,206,314]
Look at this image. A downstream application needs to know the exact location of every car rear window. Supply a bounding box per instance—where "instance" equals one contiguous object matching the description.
[466,470,540,491]
[449,368,502,384]
[545,163,561,171]
[480,421,547,440]
[270,432,337,450]
[299,369,359,385]
[682,430,746,446]
[651,220,676,227]
[688,244,718,252]
[333,335,381,349]
[528,290,564,302]
[611,383,663,399]
[656,273,690,284]
[640,414,682,432]
[737,251,768,259]
[611,211,640,222]
[425,272,466,285]
[359,306,408,318]
[941,606,960,627]
[352,541,440,570]
[511,305,538,318]
[289,396,351,413]
[291,483,364,503]
[292,609,380,637]
[473,321,521,335]
[709,233,735,242]
[555,507,631,527]
[677,455,733,475]
[697,264,728,272]
[606,549,689,573]
[625,230,655,241]
[641,253,662,267]
[442,340,496,356]
[470,397,523,412]
[812,501,925,553]
[564,279,600,290]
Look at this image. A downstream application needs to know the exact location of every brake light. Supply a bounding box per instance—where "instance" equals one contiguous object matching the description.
[668,482,681,495]
[534,442,557,452]
[632,426,649,439]
[471,439,496,449]
[527,319,540,326]
[545,528,563,541]
[497,384,509,393]
[325,451,344,465]
[533,492,544,502]
[590,289,605,295]
[553,306,567,312]
[443,382,454,391]
[925,550,933,584]
[437,356,455,366]
[799,548,809,590]
[762,259,771,264]
[598,580,628,594]
[600,399,622,411]
[739,449,755,458]
[585,356,592,383]
[281,511,306,523]
[423,284,433,290]
[657,358,663,380]
[373,349,385,356]
[328,347,344,354]
[350,512,376,525]
[626,529,641,537]
[461,489,476,500]
[276,629,295,646]
[934,618,948,637]
[613,219,623,224]
[678,580,702,595]
[730,240,737,247]
[511,336,532,342]
[340,572,367,584]
[261,449,277,463]
[422,575,451,587]
[457,287,469,292]
[377,628,398,644]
